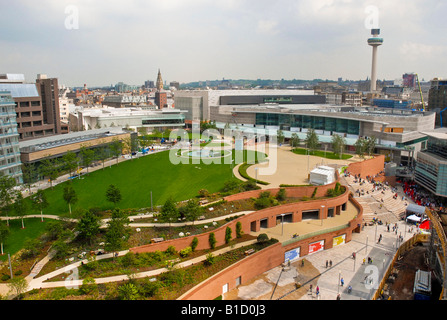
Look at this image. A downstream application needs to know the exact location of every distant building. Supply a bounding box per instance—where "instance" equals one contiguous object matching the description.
[0,91,22,183]
[428,78,447,127]
[36,74,62,135]
[169,81,180,90]
[403,73,417,89]
[415,129,447,198]
[144,80,155,89]
[155,91,167,109]
[69,106,186,132]
[156,69,163,91]
[0,74,60,141]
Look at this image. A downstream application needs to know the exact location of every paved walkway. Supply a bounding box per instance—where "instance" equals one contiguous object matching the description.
[224,219,416,300]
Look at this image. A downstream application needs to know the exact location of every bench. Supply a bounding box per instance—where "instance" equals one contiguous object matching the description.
[244,248,255,256]
[151,237,164,243]
[198,215,206,220]
[199,199,209,205]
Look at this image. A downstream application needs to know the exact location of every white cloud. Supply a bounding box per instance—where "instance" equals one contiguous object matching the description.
[257,20,279,35]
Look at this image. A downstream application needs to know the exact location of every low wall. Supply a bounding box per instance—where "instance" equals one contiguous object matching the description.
[179,194,363,300]
[130,185,350,255]
[346,155,385,179]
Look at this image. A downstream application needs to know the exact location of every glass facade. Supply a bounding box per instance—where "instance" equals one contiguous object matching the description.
[415,136,447,197]
[255,113,360,135]
[0,91,23,183]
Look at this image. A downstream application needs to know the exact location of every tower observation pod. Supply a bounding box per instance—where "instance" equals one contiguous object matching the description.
[367,28,383,92]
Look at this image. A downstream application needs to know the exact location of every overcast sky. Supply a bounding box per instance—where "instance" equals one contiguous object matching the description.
[1,0,446,87]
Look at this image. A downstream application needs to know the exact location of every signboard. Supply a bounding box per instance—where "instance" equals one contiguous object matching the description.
[333,234,346,247]
[308,240,324,255]
[284,247,300,263]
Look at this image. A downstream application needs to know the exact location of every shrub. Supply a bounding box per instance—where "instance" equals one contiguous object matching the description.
[254,196,271,210]
[204,253,215,266]
[225,227,232,244]
[198,189,210,198]
[165,246,176,256]
[311,187,318,198]
[257,233,269,243]
[121,252,137,268]
[236,221,243,238]
[191,237,199,252]
[179,246,192,258]
[209,232,217,249]
[276,188,287,201]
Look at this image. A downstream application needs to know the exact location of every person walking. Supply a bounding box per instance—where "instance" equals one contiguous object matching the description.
[340,277,344,287]
[316,286,320,298]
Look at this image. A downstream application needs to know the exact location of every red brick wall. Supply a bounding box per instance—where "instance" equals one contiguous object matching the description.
[130,186,351,254]
[346,155,385,179]
[179,194,363,300]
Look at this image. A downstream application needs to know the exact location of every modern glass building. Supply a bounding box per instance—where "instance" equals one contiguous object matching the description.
[0,91,23,183]
[415,132,447,198]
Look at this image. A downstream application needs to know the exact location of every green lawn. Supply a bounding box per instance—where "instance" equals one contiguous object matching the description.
[292,148,353,160]
[0,218,49,261]
[27,149,265,216]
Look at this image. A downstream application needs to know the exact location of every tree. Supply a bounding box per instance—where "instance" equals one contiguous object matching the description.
[236,221,243,238]
[225,227,232,244]
[7,277,28,296]
[80,146,95,174]
[331,134,346,159]
[106,184,122,208]
[290,133,300,148]
[209,232,217,249]
[76,210,100,244]
[123,136,139,160]
[355,137,368,158]
[119,283,139,300]
[0,175,16,225]
[277,129,285,145]
[96,145,110,169]
[30,189,49,222]
[62,151,79,177]
[305,128,319,154]
[0,221,10,255]
[13,191,28,229]
[365,136,377,158]
[182,199,202,225]
[40,157,61,189]
[105,209,130,257]
[159,196,179,229]
[276,188,287,202]
[63,184,78,214]
[21,163,38,194]
[191,237,199,252]
[110,138,123,164]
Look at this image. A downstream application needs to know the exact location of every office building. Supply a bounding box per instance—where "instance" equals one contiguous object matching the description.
[35,74,62,134]
[0,91,22,183]
[415,129,447,198]
[0,74,59,141]
[174,89,322,126]
[69,106,186,132]
[428,78,447,127]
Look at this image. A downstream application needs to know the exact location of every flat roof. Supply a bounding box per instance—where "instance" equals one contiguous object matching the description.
[0,83,39,98]
[19,127,127,152]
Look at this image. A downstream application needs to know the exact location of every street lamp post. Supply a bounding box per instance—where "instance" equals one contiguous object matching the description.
[255,167,258,183]
[321,205,325,226]
[281,214,285,236]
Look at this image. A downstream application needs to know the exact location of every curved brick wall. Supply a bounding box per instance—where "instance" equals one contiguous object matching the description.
[346,154,385,179]
[130,185,351,255]
[179,194,363,300]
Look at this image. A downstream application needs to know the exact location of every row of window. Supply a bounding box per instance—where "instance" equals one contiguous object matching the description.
[255,113,360,135]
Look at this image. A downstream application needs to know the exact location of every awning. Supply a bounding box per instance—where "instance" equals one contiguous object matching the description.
[406,204,426,215]
[406,214,421,222]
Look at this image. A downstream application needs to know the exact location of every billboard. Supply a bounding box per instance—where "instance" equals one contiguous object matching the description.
[284,247,300,263]
[308,240,325,255]
[333,234,346,247]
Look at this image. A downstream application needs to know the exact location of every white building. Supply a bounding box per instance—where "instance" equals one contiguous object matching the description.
[69,106,186,132]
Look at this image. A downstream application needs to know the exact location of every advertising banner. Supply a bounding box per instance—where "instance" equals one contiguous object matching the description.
[333,234,346,247]
[284,247,300,263]
[308,240,324,255]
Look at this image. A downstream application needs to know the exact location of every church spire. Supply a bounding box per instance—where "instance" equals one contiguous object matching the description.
[156,69,163,91]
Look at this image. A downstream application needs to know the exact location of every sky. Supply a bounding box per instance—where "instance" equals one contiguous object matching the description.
[0,0,446,87]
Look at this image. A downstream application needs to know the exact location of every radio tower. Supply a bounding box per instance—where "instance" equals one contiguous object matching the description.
[367,28,383,92]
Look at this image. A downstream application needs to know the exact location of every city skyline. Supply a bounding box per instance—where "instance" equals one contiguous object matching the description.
[1,0,446,87]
